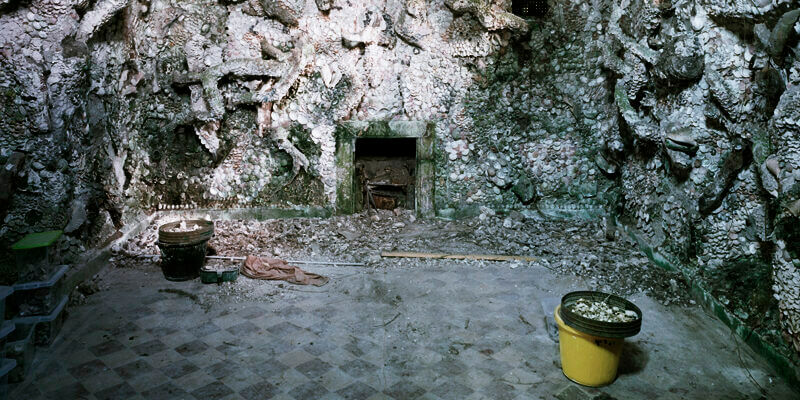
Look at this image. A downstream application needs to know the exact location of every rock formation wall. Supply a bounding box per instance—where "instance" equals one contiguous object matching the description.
[1,0,609,260]
[1,0,799,356]
[0,0,122,277]
[599,0,800,355]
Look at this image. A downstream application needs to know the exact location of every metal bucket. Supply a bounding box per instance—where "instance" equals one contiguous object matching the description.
[157,220,214,281]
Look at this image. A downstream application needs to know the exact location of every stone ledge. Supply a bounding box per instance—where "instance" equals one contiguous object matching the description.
[65,211,155,296]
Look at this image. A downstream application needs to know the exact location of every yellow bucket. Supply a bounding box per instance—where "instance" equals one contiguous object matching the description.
[555,305,624,387]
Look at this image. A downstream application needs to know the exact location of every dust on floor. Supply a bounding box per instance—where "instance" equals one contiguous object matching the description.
[10,212,795,399]
[112,210,692,308]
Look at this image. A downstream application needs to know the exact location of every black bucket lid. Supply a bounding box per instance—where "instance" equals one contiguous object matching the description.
[559,291,642,338]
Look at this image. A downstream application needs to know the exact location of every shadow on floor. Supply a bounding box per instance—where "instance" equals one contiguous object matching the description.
[617,340,648,376]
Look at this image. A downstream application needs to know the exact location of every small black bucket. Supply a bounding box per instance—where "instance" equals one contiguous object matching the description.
[157,220,214,281]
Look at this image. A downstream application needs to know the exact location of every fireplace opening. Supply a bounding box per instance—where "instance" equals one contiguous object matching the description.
[354,137,417,211]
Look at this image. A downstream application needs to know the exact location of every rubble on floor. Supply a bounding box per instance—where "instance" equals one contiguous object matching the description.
[110,211,693,307]
[9,237,795,400]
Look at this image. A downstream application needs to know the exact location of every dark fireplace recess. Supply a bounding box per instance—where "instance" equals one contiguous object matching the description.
[334,121,435,217]
[354,137,417,211]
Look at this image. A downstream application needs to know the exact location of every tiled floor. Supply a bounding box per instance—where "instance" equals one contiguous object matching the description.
[8,260,797,399]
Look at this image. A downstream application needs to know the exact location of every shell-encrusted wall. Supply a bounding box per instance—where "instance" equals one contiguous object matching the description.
[1,0,603,269]
[2,0,800,356]
[603,0,800,356]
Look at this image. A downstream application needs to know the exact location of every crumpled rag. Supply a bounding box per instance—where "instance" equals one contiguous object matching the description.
[242,255,329,286]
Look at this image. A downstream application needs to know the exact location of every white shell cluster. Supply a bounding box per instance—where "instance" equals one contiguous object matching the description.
[773,241,800,353]
[310,125,337,203]
[701,0,788,20]
[401,52,471,120]
[447,16,501,58]
[569,298,638,323]
[699,203,762,269]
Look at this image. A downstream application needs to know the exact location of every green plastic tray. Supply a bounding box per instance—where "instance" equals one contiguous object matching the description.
[11,231,63,251]
[199,267,239,284]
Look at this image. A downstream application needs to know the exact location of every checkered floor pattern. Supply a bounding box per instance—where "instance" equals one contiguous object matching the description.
[8,261,793,399]
[10,265,568,400]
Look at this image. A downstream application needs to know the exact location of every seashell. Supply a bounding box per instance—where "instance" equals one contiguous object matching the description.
[765,157,781,177]
[787,199,800,217]
[664,130,699,154]
[321,64,334,88]
[594,153,618,176]
[759,162,780,198]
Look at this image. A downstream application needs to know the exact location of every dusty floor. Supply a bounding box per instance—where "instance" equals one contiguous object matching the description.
[9,212,798,399]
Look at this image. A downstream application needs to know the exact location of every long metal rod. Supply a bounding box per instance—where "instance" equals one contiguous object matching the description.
[289,260,363,266]
[136,254,364,266]
[208,255,365,266]
[381,251,537,262]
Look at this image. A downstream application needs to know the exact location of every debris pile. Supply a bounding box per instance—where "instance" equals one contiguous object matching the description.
[164,221,201,232]
[569,297,638,323]
[110,211,692,306]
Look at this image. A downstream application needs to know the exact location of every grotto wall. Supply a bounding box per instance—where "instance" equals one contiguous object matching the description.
[94,0,608,218]
[1,0,799,366]
[597,0,800,361]
[2,0,617,272]
[0,0,124,280]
